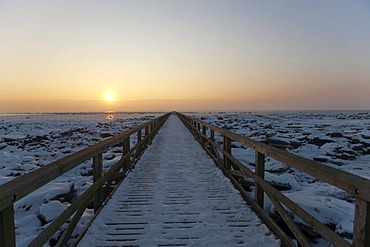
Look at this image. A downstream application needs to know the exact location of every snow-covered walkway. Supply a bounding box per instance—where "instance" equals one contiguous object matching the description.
[78,115,280,247]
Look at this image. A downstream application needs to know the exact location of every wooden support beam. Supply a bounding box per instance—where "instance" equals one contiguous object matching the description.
[0,204,15,247]
[354,198,370,247]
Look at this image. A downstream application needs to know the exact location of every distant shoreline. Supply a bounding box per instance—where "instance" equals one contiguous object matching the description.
[1,110,369,116]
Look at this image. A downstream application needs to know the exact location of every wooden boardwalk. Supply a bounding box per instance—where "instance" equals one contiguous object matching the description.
[78,115,280,246]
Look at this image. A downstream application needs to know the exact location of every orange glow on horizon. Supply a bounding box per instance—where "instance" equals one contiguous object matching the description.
[0,1,369,112]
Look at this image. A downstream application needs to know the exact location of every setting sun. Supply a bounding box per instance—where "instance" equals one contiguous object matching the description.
[104,92,114,102]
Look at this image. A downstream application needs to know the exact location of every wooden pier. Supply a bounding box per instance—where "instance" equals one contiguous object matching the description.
[78,114,278,246]
[1,112,370,246]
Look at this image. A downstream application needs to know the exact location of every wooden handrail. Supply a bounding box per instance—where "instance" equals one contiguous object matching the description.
[0,112,170,247]
[177,112,370,247]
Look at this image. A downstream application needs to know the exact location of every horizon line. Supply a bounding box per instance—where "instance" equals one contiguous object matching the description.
[1,109,369,115]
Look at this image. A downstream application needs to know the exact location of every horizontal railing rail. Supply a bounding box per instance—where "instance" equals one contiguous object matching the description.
[0,112,170,247]
[177,112,370,247]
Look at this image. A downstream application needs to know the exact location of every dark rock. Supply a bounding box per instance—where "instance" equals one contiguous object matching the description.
[37,213,48,226]
[348,137,360,144]
[360,141,370,148]
[265,138,291,150]
[308,137,333,147]
[264,124,273,129]
[313,156,329,162]
[80,169,93,177]
[326,132,343,138]
[268,181,292,191]
[290,141,303,149]
[104,154,115,160]
[335,153,356,160]
[315,124,331,129]
[100,133,113,138]
[51,184,76,203]
[330,160,345,166]
[277,129,289,134]
[362,133,370,139]
[352,144,364,151]
[297,135,308,141]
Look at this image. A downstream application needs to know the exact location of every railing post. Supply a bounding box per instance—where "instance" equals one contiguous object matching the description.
[93,153,103,213]
[223,136,232,170]
[197,123,201,132]
[209,129,216,156]
[0,204,16,247]
[210,129,215,142]
[136,130,143,157]
[202,126,206,136]
[353,198,370,247]
[255,151,265,208]
[137,129,142,143]
[145,126,149,137]
[122,136,131,171]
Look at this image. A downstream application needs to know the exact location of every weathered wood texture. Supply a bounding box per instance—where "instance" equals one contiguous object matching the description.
[177,112,369,247]
[0,113,170,247]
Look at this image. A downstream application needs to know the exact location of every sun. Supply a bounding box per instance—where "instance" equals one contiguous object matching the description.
[104,92,114,102]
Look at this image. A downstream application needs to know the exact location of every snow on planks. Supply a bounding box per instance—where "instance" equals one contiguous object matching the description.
[78,115,280,247]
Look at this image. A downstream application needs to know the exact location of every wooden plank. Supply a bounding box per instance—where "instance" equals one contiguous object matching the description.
[229,170,246,178]
[107,172,126,181]
[269,193,310,247]
[56,202,88,247]
[0,204,15,247]
[354,198,370,247]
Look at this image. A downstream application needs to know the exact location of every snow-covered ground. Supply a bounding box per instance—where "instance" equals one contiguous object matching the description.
[0,111,369,246]
[190,110,370,245]
[0,112,163,246]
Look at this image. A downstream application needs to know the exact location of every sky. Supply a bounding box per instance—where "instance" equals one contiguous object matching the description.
[0,0,369,113]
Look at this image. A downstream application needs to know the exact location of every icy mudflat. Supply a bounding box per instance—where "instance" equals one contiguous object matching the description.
[78,114,280,246]
[191,110,370,244]
[0,111,369,246]
[0,112,162,246]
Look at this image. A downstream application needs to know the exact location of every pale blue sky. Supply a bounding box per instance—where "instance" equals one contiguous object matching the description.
[0,0,369,112]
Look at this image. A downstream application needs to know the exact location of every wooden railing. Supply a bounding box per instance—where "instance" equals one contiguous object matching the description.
[177,112,370,247]
[0,112,170,247]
